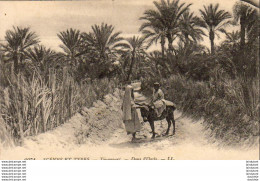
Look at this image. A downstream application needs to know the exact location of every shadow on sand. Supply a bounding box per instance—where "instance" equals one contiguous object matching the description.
[109,135,175,149]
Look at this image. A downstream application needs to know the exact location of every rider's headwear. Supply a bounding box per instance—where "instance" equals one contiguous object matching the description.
[154,82,160,86]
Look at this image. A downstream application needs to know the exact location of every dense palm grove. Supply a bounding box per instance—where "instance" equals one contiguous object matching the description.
[0,0,259,145]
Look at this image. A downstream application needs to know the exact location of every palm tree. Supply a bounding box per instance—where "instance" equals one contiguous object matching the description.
[179,11,205,45]
[120,36,147,81]
[241,0,259,8]
[148,51,164,76]
[81,23,124,61]
[140,0,191,52]
[80,23,127,78]
[247,14,259,44]
[233,2,257,49]
[57,28,81,66]
[199,4,231,54]
[222,30,240,46]
[139,10,166,57]
[1,26,39,72]
[25,45,57,72]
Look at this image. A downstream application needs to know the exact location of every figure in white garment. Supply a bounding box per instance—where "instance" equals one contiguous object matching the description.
[122,85,141,141]
[151,82,166,117]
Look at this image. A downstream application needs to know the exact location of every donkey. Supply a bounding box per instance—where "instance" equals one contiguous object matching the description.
[137,103,176,139]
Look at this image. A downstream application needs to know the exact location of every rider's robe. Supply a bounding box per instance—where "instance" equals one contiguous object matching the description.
[152,88,166,117]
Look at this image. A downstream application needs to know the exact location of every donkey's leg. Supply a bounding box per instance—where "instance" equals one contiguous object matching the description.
[172,113,176,135]
[172,119,175,135]
[168,108,175,135]
[163,118,171,136]
[148,121,156,139]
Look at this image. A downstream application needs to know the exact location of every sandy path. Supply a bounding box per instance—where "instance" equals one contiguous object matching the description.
[0,91,259,160]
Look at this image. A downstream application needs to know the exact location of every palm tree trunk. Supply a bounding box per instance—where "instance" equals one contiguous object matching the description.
[20,54,24,64]
[123,56,128,70]
[13,51,19,73]
[184,34,190,57]
[167,33,174,52]
[185,34,189,47]
[126,50,135,81]
[209,29,215,55]
[154,59,162,77]
[160,36,165,58]
[240,18,246,50]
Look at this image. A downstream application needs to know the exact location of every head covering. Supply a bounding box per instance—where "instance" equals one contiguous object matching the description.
[131,81,141,91]
[154,82,160,86]
[122,85,133,121]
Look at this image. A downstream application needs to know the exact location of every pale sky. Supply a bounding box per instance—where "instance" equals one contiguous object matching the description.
[0,0,239,51]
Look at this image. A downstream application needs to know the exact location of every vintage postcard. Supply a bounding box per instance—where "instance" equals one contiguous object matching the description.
[0,0,259,160]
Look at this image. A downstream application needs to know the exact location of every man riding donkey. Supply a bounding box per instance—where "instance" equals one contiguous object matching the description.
[137,82,176,139]
[121,81,176,140]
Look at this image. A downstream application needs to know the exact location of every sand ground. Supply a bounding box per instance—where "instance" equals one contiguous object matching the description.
[0,91,258,160]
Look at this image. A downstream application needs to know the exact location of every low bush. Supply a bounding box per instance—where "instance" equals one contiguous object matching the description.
[140,73,259,145]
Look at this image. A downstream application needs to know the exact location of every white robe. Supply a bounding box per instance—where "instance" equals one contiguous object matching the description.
[152,89,166,117]
[122,85,141,134]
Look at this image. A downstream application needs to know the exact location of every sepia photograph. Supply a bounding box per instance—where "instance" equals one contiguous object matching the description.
[0,0,259,160]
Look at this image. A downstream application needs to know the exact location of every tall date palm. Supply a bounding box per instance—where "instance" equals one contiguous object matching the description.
[26,45,57,72]
[140,0,191,52]
[57,28,81,66]
[119,36,147,81]
[81,23,124,61]
[1,26,39,72]
[199,4,231,54]
[179,11,205,45]
[80,23,126,78]
[139,10,166,57]
[233,2,257,49]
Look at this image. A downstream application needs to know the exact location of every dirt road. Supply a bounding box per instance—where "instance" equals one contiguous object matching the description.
[0,90,259,160]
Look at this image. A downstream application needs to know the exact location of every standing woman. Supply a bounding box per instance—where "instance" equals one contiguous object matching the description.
[122,85,141,141]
